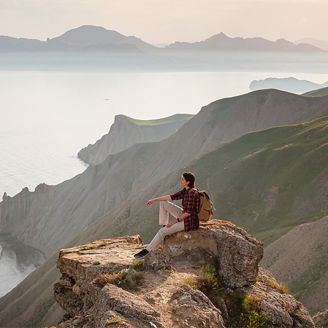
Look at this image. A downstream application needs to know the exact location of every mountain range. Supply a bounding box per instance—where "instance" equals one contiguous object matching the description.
[167,32,324,53]
[0,25,156,53]
[0,25,325,53]
[0,88,327,326]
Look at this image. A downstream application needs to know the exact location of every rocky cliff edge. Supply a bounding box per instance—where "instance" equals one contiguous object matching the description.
[52,220,315,328]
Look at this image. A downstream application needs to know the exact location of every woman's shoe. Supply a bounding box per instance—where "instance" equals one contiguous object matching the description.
[134,248,149,258]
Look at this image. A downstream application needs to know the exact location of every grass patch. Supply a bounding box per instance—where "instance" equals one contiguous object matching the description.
[125,271,144,289]
[95,268,144,290]
[79,241,107,251]
[132,260,144,271]
[93,260,101,265]
[229,294,271,328]
[106,261,119,265]
[94,273,116,286]
[182,265,272,328]
[264,279,289,294]
[106,315,124,325]
[290,312,304,323]
[197,264,224,295]
[183,277,198,289]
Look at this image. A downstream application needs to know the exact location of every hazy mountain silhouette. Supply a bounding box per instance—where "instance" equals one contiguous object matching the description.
[296,37,328,51]
[0,25,157,53]
[250,77,328,94]
[166,32,325,52]
[0,26,324,53]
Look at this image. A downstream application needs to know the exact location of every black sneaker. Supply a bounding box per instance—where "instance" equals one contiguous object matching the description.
[134,248,149,258]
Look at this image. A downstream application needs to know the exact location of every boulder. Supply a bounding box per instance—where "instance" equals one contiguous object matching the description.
[169,284,225,328]
[163,220,263,288]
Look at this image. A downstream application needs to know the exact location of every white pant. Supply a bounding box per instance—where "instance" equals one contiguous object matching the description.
[146,201,185,252]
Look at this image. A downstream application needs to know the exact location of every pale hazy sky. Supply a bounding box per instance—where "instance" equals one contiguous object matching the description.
[0,0,327,44]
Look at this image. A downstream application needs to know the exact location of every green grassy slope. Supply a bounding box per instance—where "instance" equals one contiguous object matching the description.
[188,116,328,245]
[302,86,328,97]
[81,115,328,248]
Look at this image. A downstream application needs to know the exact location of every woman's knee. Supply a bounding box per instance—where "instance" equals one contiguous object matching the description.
[158,226,168,236]
[159,200,169,207]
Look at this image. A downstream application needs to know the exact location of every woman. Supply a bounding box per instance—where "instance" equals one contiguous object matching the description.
[134,172,200,258]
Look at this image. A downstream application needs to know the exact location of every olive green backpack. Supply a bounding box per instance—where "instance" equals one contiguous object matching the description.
[197,190,214,222]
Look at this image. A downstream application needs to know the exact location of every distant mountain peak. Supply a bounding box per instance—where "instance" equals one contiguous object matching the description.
[46,25,156,51]
[205,32,229,41]
[51,25,125,44]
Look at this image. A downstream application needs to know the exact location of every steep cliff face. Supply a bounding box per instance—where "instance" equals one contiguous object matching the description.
[78,114,193,165]
[53,221,314,328]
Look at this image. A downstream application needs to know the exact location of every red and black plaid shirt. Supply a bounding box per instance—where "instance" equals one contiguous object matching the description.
[170,187,200,232]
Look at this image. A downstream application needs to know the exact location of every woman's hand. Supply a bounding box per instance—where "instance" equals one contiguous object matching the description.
[166,220,177,228]
[146,200,153,207]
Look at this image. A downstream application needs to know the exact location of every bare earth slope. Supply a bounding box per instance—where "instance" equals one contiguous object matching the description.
[262,216,328,315]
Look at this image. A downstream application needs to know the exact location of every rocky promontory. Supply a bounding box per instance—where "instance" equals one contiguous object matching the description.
[53,220,314,328]
[77,114,193,166]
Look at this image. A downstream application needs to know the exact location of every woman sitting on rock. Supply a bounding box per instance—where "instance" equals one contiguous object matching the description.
[134,172,200,258]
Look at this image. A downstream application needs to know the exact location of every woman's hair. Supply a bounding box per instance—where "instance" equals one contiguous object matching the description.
[183,172,196,188]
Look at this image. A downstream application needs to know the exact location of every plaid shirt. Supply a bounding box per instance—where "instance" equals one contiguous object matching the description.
[170,187,200,232]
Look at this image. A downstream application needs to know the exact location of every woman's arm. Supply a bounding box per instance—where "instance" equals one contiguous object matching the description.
[146,195,171,207]
[166,212,190,228]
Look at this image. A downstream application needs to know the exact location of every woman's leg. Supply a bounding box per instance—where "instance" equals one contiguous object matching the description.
[146,221,185,252]
[159,201,183,225]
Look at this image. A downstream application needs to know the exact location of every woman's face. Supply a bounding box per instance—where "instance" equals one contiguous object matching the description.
[180,175,189,188]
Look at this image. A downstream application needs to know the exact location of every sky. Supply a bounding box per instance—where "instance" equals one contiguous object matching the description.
[0,0,328,45]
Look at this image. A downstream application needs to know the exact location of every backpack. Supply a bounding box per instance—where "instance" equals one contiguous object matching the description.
[197,190,214,222]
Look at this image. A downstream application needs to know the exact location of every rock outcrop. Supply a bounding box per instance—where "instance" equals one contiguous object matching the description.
[53,221,314,328]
